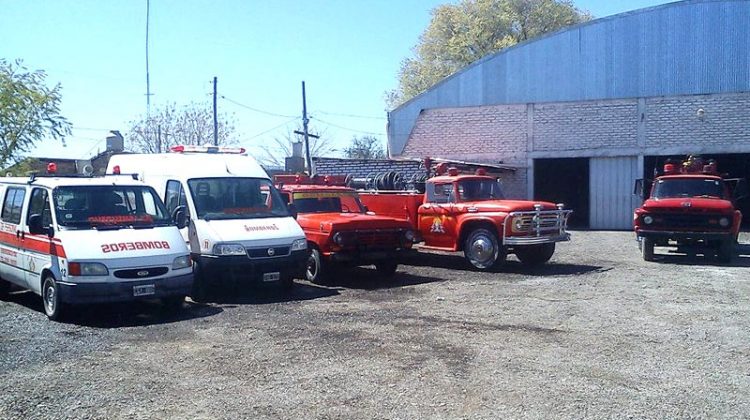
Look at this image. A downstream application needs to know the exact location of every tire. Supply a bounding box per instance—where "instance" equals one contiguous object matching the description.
[375,261,398,277]
[641,237,655,262]
[463,228,503,270]
[190,261,210,302]
[161,295,185,312]
[515,243,556,267]
[0,277,10,299]
[306,248,332,285]
[42,275,66,321]
[717,239,734,263]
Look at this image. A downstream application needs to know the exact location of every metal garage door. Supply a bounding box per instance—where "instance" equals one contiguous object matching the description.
[589,156,641,230]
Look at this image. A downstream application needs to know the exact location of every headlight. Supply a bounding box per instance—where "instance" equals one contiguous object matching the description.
[719,217,730,227]
[643,215,654,225]
[212,243,246,256]
[403,230,416,242]
[513,217,524,232]
[291,238,308,251]
[68,262,108,276]
[172,255,192,270]
[332,232,345,246]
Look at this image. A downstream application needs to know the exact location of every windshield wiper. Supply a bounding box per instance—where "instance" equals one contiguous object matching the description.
[93,225,125,231]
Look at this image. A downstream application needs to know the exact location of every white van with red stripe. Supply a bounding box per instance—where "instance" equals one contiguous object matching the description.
[0,170,193,320]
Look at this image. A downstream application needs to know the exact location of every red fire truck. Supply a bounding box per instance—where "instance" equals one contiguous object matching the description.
[634,156,744,263]
[355,165,572,270]
[275,175,418,284]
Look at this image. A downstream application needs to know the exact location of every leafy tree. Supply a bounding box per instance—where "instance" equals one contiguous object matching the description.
[387,0,591,107]
[127,102,237,153]
[257,124,333,170]
[0,59,71,168]
[343,136,386,160]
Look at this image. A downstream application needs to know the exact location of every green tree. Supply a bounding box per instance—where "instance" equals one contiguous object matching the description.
[126,102,238,153]
[343,136,386,160]
[387,0,591,107]
[0,60,71,168]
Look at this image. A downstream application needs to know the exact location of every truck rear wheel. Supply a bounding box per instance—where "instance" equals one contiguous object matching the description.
[464,228,503,270]
[515,243,555,266]
[641,237,655,262]
[306,248,332,285]
[717,239,734,263]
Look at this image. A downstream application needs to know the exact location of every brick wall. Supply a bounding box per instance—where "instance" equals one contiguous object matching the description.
[312,157,424,180]
[533,99,638,151]
[645,92,750,150]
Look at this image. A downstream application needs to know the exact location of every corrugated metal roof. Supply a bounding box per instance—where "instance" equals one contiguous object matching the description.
[389,0,750,156]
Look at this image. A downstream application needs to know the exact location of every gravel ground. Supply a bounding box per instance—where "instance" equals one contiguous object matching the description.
[1,231,749,419]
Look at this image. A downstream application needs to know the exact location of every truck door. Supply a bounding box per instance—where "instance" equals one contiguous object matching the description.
[165,180,191,247]
[418,182,458,248]
[0,186,28,287]
[22,188,55,294]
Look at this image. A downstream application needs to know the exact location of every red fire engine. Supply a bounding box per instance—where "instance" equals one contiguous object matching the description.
[275,174,418,284]
[634,156,744,262]
[355,163,572,270]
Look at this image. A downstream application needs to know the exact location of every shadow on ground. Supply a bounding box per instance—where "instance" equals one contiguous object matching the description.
[1,289,223,328]
[400,252,607,276]
[651,243,750,267]
[202,281,340,305]
[319,267,447,290]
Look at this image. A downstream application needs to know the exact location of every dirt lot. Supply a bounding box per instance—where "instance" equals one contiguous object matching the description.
[1,231,749,419]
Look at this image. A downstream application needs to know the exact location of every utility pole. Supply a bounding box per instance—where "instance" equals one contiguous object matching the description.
[301,81,313,173]
[212,76,218,146]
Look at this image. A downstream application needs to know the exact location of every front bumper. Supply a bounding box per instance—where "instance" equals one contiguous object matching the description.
[195,249,309,283]
[504,209,572,246]
[504,233,571,246]
[57,273,193,304]
[636,230,733,242]
[327,248,417,264]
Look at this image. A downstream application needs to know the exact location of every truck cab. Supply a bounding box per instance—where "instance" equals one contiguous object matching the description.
[634,157,743,262]
[275,174,417,284]
[359,167,572,270]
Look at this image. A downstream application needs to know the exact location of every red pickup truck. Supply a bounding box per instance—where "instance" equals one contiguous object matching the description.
[276,175,418,284]
[357,167,572,270]
[634,157,744,262]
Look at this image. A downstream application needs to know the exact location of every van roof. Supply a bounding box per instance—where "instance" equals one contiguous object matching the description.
[0,175,150,189]
[108,153,268,179]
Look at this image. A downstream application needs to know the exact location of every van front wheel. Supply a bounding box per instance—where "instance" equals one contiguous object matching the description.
[42,275,66,321]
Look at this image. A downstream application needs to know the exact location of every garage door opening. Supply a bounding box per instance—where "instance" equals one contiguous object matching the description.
[534,158,589,228]
[644,153,750,228]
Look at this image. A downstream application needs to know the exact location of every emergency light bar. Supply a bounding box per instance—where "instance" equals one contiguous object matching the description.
[170,145,246,154]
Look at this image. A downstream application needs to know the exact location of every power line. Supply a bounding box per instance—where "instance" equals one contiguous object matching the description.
[312,117,385,136]
[240,117,298,141]
[314,110,386,120]
[220,95,296,119]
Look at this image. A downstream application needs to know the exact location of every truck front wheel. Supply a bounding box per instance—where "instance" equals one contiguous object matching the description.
[717,239,734,263]
[464,228,503,270]
[641,237,655,262]
[306,248,332,285]
[515,243,555,266]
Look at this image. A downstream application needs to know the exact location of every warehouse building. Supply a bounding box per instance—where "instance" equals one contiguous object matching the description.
[386,0,750,229]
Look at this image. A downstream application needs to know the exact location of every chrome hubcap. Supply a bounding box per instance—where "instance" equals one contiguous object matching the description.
[468,235,496,266]
[306,255,318,280]
[44,284,55,314]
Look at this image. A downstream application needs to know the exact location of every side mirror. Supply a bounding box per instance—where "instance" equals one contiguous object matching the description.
[172,206,188,229]
[287,203,298,220]
[28,214,54,237]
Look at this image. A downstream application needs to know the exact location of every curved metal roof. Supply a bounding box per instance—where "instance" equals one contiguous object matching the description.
[388,0,750,156]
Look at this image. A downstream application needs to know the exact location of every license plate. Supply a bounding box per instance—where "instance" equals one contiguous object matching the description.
[133,284,155,297]
[262,272,281,282]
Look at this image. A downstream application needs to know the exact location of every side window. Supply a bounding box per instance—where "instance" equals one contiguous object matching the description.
[1,187,26,224]
[426,183,454,204]
[165,180,190,217]
[27,188,52,227]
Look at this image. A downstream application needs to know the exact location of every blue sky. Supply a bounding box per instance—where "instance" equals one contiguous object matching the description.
[1,0,672,162]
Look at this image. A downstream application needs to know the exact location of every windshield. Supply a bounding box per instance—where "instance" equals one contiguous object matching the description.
[53,185,171,229]
[187,177,289,220]
[457,179,504,201]
[292,191,365,214]
[652,178,725,199]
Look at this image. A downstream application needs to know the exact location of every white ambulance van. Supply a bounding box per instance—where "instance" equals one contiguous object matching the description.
[0,167,193,320]
[107,145,308,298]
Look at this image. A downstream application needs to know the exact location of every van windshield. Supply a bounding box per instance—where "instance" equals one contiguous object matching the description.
[187,177,289,220]
[53,185,171,229]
